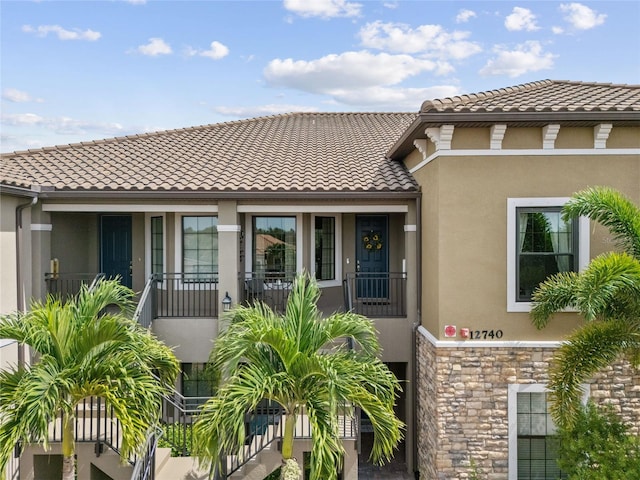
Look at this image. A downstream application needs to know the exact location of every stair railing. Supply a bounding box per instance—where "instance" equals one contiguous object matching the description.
[130,425,163,480]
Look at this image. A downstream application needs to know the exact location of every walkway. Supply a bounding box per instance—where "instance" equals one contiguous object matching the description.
[358,435,414,480]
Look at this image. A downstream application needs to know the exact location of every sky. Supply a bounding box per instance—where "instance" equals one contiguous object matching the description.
[1,0,639,153]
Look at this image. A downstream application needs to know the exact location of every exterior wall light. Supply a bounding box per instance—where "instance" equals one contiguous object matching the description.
[222,292,232,312]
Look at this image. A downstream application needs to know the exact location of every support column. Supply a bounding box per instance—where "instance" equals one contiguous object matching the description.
[405,198,419,474]
[217,200,240,331]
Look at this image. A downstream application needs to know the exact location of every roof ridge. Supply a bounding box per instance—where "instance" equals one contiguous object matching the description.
[1,111,415,157]
[420,79,640,113]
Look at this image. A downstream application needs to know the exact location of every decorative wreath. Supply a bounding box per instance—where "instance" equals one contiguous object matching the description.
[363,231,383,250]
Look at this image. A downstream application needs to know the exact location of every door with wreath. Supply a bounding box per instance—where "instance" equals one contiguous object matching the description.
[355,215,389,300]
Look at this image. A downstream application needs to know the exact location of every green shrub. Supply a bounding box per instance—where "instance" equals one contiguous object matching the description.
[556,401,640,479]
[157,423,193,457]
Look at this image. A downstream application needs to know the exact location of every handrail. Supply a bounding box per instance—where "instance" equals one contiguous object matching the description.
[343,272,407,317]
[154,272,219,318]
[130,425,163,480]
[44,272,105,301]
[133,276,156,329]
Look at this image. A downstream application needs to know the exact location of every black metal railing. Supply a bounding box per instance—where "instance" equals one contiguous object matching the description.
[238,272,296,314]
[133,276,156,329]
[44,273,105,301]
[44,397,129,463]
[158,389,210,457]
[130,426,162,480]
[343,272,407,317]
[153,273,219,318]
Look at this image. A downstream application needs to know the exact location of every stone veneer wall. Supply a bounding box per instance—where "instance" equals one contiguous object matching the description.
[416,331,640,480]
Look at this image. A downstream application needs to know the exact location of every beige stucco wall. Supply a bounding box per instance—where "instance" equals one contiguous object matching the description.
[411,124,640,341]
[0,193,20,314]
[51,212,99,274]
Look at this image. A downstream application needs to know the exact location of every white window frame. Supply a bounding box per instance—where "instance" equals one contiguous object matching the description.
[311,214,342,288]
[173,213,220,288]
[507,198,590,312]
[245,213,303,278]
[508,383,589,480]
[145,213,166,279]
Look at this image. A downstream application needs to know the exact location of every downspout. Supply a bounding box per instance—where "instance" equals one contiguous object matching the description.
[411,193,422,479]
[15,195,38,365]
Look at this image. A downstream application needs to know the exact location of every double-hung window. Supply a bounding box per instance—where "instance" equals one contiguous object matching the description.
[516,207,577,301]
[508,384,588,479]
[182,216,218,280]
[507,198,589,312]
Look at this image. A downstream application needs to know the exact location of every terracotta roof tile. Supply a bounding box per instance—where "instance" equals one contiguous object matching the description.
[1,112,418,194]
[420,79,640,113]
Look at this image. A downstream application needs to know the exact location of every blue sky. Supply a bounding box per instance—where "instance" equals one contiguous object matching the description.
[1,0,638,153]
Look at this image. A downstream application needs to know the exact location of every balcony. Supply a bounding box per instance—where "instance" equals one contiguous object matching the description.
[343,272,407,317]
[238,272,296,314]
[45,271,408,324]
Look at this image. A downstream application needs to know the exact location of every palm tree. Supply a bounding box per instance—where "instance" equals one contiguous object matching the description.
[0,279,179,480]
[531,186,640,428]
[193,273,403,480]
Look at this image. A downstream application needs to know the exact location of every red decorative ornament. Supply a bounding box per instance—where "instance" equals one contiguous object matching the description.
[444,325,457,337]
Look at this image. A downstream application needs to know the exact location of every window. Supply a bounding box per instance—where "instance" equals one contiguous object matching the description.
[252,216,296,275]
[507,198,589,312]
[182,216,218,276]
[516,391,564,479]
[516,208,577,302]
[151,216,164,275]
[314,216,335,281]
[508,385,574,480]
[181,363,214,398]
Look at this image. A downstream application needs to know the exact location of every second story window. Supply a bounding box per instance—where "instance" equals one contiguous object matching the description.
[182,216,218,278]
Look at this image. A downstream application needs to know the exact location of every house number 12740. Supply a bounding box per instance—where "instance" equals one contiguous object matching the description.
[470,329,503,340]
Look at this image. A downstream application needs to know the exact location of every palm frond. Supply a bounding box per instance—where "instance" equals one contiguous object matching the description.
[562,186,640,258]
[531,272,580,328]
[548,318,640,429]
[574,252,640,320]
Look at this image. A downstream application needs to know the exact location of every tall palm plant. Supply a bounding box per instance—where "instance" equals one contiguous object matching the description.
[531,186,640,428]
[0,279,179,480]
[193,273,403,480]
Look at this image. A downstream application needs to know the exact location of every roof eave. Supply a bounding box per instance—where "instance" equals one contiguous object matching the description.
[36,189,422,201]
[387,110,640,161]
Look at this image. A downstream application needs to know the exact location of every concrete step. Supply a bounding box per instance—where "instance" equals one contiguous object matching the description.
[155,456,209,480]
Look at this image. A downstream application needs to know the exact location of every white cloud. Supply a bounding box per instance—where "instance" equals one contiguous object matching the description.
[263,50,462,109]
[1,112,125,136]
[2,113,44,126]
[358,21,482,61]
[213,104,320,117]
[126,0,147,4]
[135,38,172,56]
[2,88,43,103]
[504,7,539,31]
[552,26,564,34]
[264,51,439,93]
[456,9,476,23]
[324,85,461,109]
[22,24,101,41]
[283,0,362,18]
[560,3,606,30]
[383,2,399,9]
[188,41,230,60]
[480,41,556,77]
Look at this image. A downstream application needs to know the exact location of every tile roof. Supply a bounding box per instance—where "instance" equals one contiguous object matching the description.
[420,79,640,113]
[0,112,419,194]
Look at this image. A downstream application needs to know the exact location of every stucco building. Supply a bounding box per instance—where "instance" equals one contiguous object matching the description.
[1,79,639,480]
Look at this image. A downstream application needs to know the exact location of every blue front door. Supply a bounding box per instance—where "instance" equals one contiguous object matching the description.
[356,215,388,299]
[100,215,132,288]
